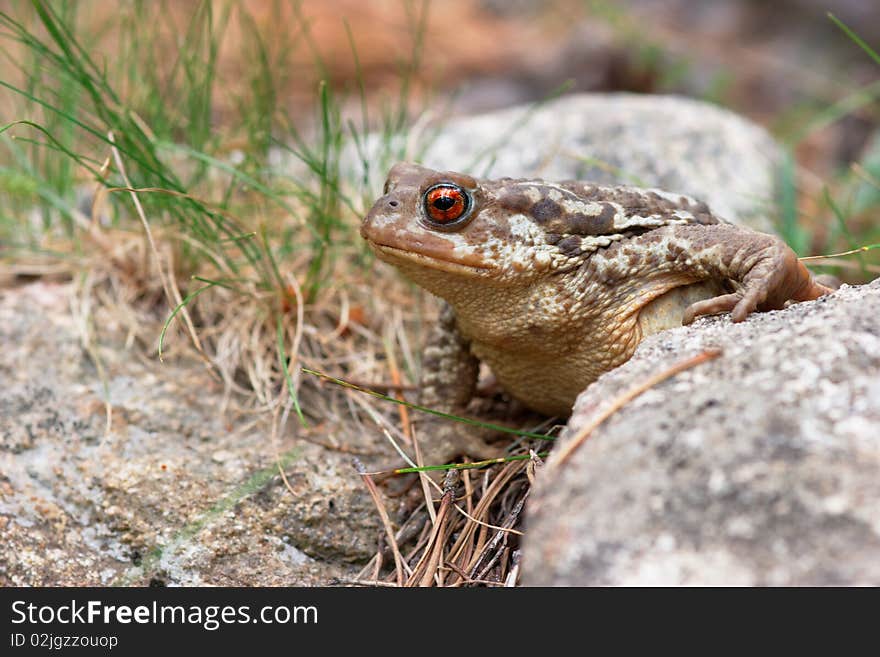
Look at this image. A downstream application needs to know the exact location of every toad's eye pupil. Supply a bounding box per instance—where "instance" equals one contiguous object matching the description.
[423,183,471,226]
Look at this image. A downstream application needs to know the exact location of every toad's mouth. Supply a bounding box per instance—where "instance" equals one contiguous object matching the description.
[367,241,495,276]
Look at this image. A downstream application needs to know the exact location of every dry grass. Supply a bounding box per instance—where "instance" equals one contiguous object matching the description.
[2,152,548,585]
[351,455,540,587]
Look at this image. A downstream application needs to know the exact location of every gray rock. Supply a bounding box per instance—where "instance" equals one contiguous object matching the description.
[0,282,386,586]
[356,93,781,231]
[524,280,880,586]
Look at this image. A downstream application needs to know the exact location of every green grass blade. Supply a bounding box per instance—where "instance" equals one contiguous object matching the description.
[158,280,222,361]
[829,13,880,67]
[276,314,308,427]
[301,367,555,441]
[392,451,550,475]
[2,120,103,176]
[778,148,808,254]
[822,188,869,277]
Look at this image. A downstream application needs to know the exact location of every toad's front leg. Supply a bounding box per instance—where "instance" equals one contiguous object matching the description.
[409,303,505,467]
[622,224,835,325]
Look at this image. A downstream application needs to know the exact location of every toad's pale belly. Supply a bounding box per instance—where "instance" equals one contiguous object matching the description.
[469,280,725,417]
[637,280,727,337]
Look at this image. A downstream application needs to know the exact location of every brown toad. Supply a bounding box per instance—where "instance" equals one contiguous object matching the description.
[361,163,833,463]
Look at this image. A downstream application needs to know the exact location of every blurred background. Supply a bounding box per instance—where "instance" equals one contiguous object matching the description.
[3,1,880,253]
[5,1,879,164]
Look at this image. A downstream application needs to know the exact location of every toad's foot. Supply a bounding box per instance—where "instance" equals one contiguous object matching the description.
[678,230,836,324]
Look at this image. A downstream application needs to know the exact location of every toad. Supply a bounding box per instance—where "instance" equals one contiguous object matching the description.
[361,163,833,464]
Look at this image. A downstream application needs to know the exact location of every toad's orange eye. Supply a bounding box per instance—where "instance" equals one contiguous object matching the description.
[423,183,471,226]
